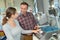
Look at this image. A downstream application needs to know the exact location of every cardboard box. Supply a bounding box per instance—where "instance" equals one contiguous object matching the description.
[0,31,5,36]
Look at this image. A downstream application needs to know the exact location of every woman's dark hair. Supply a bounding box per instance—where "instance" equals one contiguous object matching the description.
[2,7,16,25]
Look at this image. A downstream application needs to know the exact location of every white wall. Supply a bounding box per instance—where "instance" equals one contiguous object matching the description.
[43,0,49,14]
[36,0,49,14]
[37,0,44,12]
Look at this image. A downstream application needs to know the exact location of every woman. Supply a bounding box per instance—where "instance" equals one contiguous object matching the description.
[2,7,39,40]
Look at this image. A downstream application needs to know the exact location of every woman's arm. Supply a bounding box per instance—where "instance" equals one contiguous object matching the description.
[21,29,39,34]
[15,20,33,34]
[16,20,39,34]
[21,29,33,34]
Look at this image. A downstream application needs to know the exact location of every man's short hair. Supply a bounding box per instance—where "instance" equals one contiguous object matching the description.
[20,2,29,7]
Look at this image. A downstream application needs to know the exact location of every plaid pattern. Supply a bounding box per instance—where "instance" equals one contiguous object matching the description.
[17,12,37,30]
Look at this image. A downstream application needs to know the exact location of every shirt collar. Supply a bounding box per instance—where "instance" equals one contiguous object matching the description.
[20,12,29,17]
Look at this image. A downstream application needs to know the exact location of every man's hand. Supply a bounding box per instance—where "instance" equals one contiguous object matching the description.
[34,25,39,30]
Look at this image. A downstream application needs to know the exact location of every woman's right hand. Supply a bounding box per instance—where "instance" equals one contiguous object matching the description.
[32,29,40,33]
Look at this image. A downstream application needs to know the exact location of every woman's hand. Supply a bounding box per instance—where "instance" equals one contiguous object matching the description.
[32,29,40,33]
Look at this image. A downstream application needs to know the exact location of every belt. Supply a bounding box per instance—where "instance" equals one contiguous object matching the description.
[22,34,33,36]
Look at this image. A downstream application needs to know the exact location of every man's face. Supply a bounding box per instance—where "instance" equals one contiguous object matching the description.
[20,5,28,13]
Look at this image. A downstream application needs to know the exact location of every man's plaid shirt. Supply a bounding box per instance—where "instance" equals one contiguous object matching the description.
[17,12,37,30]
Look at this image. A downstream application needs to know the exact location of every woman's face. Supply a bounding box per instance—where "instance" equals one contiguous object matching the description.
[11,11,18,19]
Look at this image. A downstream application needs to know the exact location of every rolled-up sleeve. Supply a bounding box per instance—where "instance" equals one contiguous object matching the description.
[21,29,33,34]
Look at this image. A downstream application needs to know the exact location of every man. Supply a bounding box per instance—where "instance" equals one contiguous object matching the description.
[17,2,38,40]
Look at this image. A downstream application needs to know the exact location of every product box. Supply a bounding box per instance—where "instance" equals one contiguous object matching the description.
[0,30,5,36]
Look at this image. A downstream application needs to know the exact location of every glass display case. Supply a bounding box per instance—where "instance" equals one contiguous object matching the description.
[34,0,60,40]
